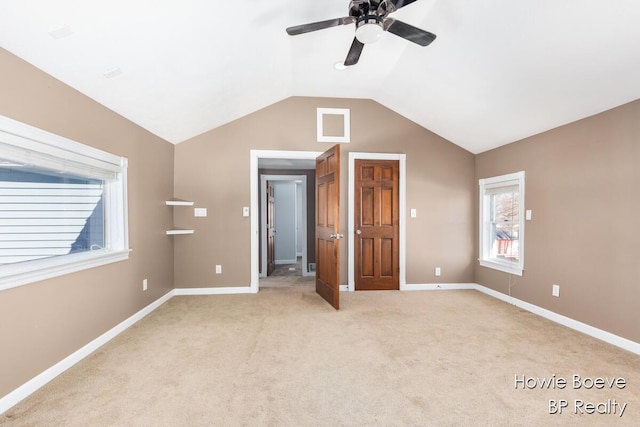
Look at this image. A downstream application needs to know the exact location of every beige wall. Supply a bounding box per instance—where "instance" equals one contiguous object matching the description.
[475,98,640,343]
[5,42,637,405]
[174,97,476,288]
[0,49,175,397]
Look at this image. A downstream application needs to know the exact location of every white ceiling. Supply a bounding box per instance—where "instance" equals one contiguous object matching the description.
[1,0,640,154]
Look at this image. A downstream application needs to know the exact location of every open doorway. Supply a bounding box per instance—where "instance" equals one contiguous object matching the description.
[260,175,308,279]
[250,150,322,292]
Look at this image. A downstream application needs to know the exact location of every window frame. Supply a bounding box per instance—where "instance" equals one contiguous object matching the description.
[478,171,525,276]
[0,115,129,291]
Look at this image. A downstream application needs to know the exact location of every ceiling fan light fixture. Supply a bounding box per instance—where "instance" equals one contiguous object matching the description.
[355,16,383,44]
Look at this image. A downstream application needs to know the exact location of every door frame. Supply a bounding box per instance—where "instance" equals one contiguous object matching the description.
[250,150,322,293]
[348,152,406,292]
[260,174,308,278]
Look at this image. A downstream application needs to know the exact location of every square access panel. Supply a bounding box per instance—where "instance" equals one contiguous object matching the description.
[317,108,350,143]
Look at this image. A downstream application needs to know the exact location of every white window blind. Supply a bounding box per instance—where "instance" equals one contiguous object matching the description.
[0,123,122,181]
[0,179,104,265]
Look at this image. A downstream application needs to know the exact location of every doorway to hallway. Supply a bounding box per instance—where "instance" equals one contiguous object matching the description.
[250,150,322,293]
[260,175,308,279]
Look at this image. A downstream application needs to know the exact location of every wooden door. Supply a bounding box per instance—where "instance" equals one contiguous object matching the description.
[266,180,276,276]
[354,159,399,290]
[316,145,341,309]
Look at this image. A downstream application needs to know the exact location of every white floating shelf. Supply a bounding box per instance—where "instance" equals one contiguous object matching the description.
[166,229,195,235]
[166,198,195,235]
[165,199,194,206]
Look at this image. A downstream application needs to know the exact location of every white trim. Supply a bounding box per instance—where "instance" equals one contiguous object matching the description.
[0,115,130,291]
[0,249,130,291]
[403,283,477,291]
[348,152,406,292]
[259,174,307,278]
[473,284,640,356]
[174,286,255,295]
[480,171,523,187]
[117,158,129,252]
[0,290,174,415]
[250,150,322,293]
[0,115,123,177]
[478,259,522,276]
[250,151,259,292]
[478,171,525,276]
[316,108,350,143]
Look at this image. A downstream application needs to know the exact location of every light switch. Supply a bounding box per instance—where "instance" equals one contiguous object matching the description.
[410,208,417,218]
[242,206,250,217]
[526,210,532,220]
[194,208,207,217]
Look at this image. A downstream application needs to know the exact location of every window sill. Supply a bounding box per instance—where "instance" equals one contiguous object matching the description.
[479,259,523,276]
[0,249,131,291]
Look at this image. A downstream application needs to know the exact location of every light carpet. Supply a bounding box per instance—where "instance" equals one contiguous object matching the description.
[2,281,639,426]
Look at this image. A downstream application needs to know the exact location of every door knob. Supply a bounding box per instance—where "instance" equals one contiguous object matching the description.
[330,233,344,239]
[355,229,362,235]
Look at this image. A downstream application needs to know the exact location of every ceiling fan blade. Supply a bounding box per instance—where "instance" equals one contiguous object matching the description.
[286,17,354,35]
[389,0,420,9]
[344,37,365,66]
[384,18,436,46]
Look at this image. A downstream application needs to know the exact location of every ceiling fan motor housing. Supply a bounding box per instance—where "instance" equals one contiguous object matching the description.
[355,15,384,44]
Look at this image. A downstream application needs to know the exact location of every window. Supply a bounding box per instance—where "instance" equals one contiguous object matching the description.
[0,115,129,290]
[479,171,525,276]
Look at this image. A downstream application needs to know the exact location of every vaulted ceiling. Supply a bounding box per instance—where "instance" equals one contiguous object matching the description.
[1,1,639,154]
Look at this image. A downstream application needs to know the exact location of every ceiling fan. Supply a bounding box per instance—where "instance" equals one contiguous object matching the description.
[286,0,436,66]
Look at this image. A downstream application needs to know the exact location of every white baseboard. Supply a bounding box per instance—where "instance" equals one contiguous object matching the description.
[474,284,640,356]
[345,283,476,292]
[174,286,255,295]
[402,283,477,291]
[0,290,174,415]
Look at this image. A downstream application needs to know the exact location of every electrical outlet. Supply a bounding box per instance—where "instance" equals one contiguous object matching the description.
[215,265,222,274]
[142,278,148,291]
[435,267,441,277]
[552,284,560,297]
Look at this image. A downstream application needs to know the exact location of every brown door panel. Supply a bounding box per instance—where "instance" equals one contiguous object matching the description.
[355,159,399,291]
[315,145,341,309]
